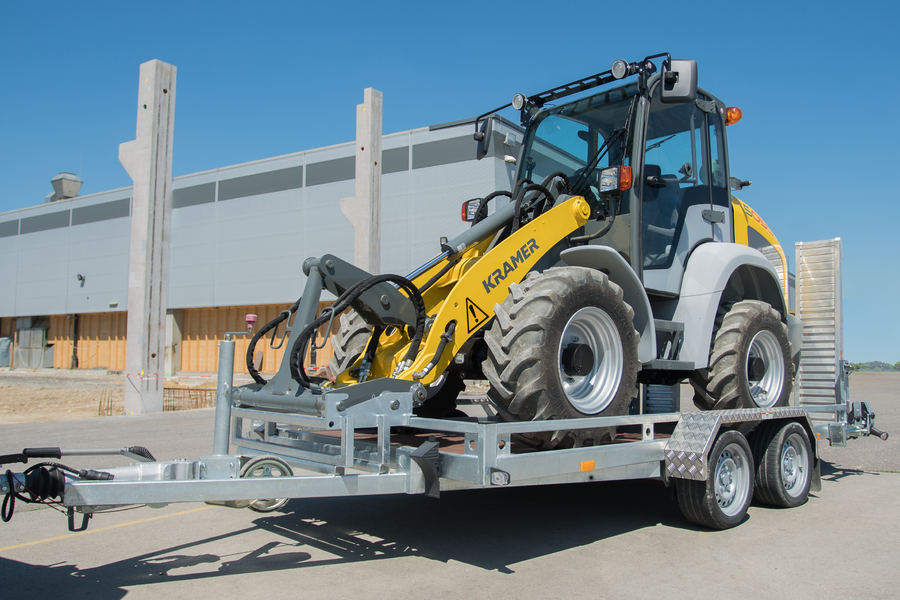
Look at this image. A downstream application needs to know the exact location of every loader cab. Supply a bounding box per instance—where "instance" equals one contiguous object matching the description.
[515,69,733,296]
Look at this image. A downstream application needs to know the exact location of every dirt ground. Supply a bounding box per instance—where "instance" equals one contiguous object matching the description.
[0,369,253,425]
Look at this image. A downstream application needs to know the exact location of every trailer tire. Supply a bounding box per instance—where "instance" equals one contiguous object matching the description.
[240,456,293,513]
[752,421,812,508]
[692,300,792,411]
[483,267,639,449]
[329,310,372,376]
[677,430,754,530]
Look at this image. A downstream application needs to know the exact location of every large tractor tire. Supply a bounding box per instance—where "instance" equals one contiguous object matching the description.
[328,310,372,376]
[483,267,639,449]
[691,300,792,411]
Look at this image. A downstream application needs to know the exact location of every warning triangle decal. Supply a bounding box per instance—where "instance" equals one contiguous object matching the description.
[465,298,490,333]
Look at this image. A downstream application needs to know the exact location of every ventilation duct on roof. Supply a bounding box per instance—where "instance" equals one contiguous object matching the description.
[46,172,83,203]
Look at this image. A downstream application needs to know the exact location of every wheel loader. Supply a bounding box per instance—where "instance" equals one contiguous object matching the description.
[237,52,799,450]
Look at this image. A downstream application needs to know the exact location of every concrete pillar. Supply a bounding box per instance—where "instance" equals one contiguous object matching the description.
[119,60,176,415]
[164,309,182,377]
[339,88,382,274]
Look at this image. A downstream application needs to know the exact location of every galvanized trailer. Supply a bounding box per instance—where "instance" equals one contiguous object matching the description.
[0,375,884,533]
[0,241,887,532]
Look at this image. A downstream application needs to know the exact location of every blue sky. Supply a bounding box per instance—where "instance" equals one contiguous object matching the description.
[1,1,897,362]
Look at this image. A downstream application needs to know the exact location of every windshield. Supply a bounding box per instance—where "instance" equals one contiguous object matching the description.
[518,83,638,191]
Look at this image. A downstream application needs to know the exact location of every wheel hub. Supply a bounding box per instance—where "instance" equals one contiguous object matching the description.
[747,329,786,408]
[714,446,749,516]
[557,307,624,414]
[716,460,736,505]
[780,435,808,495]
[562,343,594,377]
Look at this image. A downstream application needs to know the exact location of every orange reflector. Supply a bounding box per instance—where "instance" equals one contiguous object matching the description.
[580,460,595,472]
[725,106,743,126]
[619,165,632,190]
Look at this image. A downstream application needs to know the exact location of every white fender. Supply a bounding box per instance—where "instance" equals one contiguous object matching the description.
[674,243,786,368]
[560,246,656,364]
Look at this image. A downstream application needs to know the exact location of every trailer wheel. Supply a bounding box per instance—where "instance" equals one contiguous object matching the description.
[483,267,639,449]
[240,456,292,513]
[677,430,754,530]
[752,421,812,508]
[329,310,372,376]
[692,300,792,411]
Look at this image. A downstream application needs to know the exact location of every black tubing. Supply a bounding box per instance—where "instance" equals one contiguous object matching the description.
[511,183,553,233]
[246,297,303,385]
[540,172,572,195]
[471,190,512,226]
[1,471,14,522]
[512,178,533,198]
[417,256,461,295]
[412,321,456,379]
[289,274,427,388]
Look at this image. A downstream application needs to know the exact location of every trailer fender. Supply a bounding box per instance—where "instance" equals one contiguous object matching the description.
[673,243,787,368]
[560,246,655,363]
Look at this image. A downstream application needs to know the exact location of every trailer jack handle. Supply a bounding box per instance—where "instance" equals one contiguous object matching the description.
[869,426,889,442]
[67,507,92,532]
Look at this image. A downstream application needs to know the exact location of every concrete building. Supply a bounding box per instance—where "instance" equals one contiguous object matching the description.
[0,117,523,375]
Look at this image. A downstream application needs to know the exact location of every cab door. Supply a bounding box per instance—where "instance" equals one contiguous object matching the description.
[639,89,731,296]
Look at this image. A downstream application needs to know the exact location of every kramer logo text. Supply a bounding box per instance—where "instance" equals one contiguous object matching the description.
[482,239,540,294]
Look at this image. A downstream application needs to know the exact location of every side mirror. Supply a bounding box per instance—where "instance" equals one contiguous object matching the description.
[474,117,494,160]
[660,59,697,104]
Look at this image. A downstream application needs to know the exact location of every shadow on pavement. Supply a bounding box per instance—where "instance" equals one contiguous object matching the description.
[819,460,883,481]
[0,479,688,598]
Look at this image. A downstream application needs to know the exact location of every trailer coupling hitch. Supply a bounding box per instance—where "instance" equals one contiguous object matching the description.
[1,446,127,528]
[851,402,889,441]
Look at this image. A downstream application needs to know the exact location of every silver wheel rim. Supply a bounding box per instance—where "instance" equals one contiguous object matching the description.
[747,329,785,408]
[558,307,623,414]
[781,432,809,498]
[242,458,291,512]
[714,442,750,517]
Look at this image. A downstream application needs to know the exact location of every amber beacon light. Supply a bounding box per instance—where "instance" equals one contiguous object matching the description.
[725,106,743,126]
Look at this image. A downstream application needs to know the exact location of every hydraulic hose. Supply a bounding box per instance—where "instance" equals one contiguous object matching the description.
[412,321,456,380]
[570,197,619,243]
[540,172,572,195]
[511,183,553,233]
[289,274,427,388]
[512,177,533,198]
[471,191,512,226]
[532,172,573,217]
[246,297,303,385]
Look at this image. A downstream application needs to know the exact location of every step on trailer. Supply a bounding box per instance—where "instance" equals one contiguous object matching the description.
[0,56,889,533]
[0,237,886,533]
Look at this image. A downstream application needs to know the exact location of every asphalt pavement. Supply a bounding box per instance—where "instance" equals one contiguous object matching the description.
[0,373,897,599]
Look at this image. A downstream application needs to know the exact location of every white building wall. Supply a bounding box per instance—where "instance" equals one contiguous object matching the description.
[0,118,524,317]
